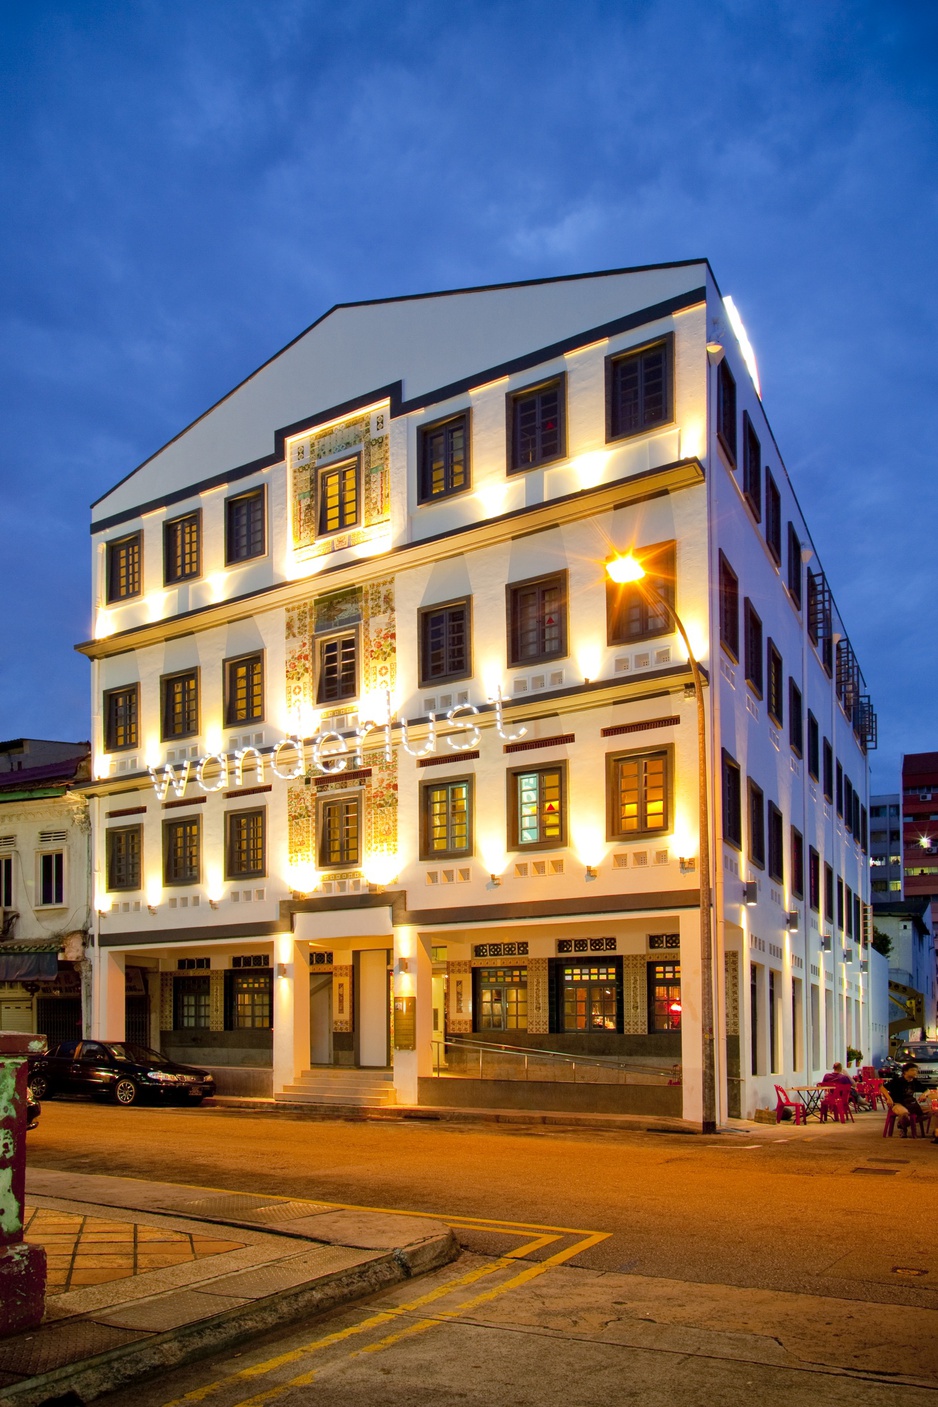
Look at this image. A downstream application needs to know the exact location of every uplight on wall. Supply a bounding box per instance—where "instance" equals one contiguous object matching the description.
[742,881,758,906]
[363,851,400,887]
[571,450,609,490]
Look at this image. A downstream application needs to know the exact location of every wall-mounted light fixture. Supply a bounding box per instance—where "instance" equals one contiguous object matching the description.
[490,874,501,887]
[277,963,288,978]
[585,865,597,880]
[706,341,725,366]
[786,912,799,931]
[742,881,758,906]
[821,936,832,952]
[860,959,869,972]
[398,956,409,974]
[147,904,158,915]
[679,857,697,874]
[209,899,220,910]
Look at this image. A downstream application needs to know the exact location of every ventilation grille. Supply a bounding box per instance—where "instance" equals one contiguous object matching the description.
[168,895,201,909]
[228,733,265,751]
[426,868,471,885]
[232,954,270,968]
[422,691,470,713]
[166,745,200,762]
[115,901,141,913]
[0,836,16,851]
[230,888,266,903]
[110,757,139,775]
[319,878,365,895]
[39,831,68,845]
[514,858,564,878]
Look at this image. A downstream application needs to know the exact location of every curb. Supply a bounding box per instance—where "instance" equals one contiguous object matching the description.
[0,1227,457,1407]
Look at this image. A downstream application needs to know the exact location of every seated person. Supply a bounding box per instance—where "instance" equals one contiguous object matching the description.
[820,1061,862,1109]
[884,1062,932,1136]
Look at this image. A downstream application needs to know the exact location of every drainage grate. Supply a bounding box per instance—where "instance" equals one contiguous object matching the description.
[168,1193,287,1217]
[852,1167,899,1175]
[0,1322,144,1377]
[247,1200,334,1224]
[893,1266,929,1277]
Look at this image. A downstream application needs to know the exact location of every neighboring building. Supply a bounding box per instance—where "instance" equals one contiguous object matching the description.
[0,740,92,1041]
[902,752,938,928]
[870,792,903,905]
[79,261,877,1121]
[872,899,936,1041]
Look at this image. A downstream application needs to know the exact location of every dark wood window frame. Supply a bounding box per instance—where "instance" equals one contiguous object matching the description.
[317,792,362,869]
[765,470,781,564]
[317,453,361,537]
[225,486,266,565]
[767,639,783,726]
[722,750,742,850]
[507,374,566,474]
[508,761,566,851]
[418,412,470,503]
[718,551,739,661]
[824,862,834,923]
[791,827,804,899]
[315,630,358,705]
[742,411,762,522]
[225,807,267,880]
[160,668,200,741]
[605,334,673,443]
[106,825,142,892]
[163,510,202,584]
[506,570,568,667]
[647,959,682,1033]
[787,523,803,609]
[419,598,472,686]
[606,540,676,645]
[789,679,803,756]
[768,803,784,884]
[419,775,474,860]
[106,532,142,603]
[744,599,763,697]
[224,652,265,727]
[104,684,139,752]
[717,359,737,465]
[822,738,833,802]
[809,846,820,911]
[748,778,765,869]
[606,746,672,841]
[807,711,819,780]
[163,815,201,886]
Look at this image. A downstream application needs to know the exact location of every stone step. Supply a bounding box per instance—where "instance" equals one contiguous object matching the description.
[282,1081,394,1098]
[300,1068,393,1082]
[272,1090,395,1108]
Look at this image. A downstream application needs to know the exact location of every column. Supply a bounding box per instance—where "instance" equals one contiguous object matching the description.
[272,936,310,1096]
[0,1033,47,1333]
[392,926,432,1106]
[678,907,704,1125]
[93,948,125,1040]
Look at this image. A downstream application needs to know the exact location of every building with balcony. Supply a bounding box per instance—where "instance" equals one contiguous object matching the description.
[79,261,878,1121]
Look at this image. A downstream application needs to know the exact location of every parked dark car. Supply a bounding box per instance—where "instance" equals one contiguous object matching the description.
[27,1040,215,1107]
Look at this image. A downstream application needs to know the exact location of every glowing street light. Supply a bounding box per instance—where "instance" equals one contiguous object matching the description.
[605,553,717,1134]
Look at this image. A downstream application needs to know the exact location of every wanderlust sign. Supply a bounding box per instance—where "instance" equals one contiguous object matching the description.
[148,688,526,800]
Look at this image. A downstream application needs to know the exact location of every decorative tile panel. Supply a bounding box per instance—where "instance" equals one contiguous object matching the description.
[447,959,472,1034]
[622,954,648,1035]
[291,412,390,557]
[724,951,740,1036]
[159,972,173,1030]
[209,970,225,1032]
[332,965,353,1033]
[527,957,549,1035]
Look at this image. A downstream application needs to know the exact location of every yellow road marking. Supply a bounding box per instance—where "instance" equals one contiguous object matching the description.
[225,1228,610,1407]
[159,1233,551,1407]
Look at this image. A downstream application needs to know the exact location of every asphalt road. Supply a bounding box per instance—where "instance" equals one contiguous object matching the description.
[28,1101,938,1407]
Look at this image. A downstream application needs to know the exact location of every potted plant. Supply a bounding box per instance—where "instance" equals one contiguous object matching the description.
[846,1046,862,1067]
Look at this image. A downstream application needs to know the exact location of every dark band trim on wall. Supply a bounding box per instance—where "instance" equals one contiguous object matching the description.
[92,285,706,532]
[601,716,680,738]
[503,734,575,754]
[282,887,700,927]
[99,920,290,948]
[106,806,147,818]
[162,795,207,809]
[223,784,273,799]
[315,767,372,788]
[418,750,480,768]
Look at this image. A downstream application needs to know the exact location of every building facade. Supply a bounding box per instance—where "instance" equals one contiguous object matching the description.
[0,739,92,1041]
[80,263,877,1121]
[870,793,902,905]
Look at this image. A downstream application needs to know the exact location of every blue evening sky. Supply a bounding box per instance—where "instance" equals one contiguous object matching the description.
[2,0,935,790]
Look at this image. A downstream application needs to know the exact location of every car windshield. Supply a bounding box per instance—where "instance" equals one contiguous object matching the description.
[104,1043,172,1066]
[900,1045,938,1062]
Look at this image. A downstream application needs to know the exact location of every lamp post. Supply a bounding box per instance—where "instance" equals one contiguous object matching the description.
[606,555,717,1134]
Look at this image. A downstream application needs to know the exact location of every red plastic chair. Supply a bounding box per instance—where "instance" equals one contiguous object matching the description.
[774,1085,806,1125]
[820,1085,855,1123]
[862,1078,887,1111]
[883,1104,930,1138]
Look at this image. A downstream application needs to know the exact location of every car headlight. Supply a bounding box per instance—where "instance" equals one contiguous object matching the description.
[146,1071,178,1082]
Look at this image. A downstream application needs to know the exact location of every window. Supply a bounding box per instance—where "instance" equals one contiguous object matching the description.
[509,378,565,472]
[768,803,784,884]
[718,552,739,660]
[419,414,469,502]
[164,511,201,584]
[161,669,199,740]
[843,776,853,833]
[823,739,833,802]
[824,863,834,923]
[750,963,760,1075]
[744,600,763,696]
[748,780,765,869]
[420,778,472,859]
[106,533,142,602]
[647,961,681,1032]
[225,653,264,726]
[39,851,64,906]
[510,765,565,849]
[807,712,819,780]
[767,641,783,725]
[787,524,802,607]
[606,540,675,644]
[316,633,357,704]
[789,680,803,756]
[809,846,820,911]
[845,885,854,937]
[791,827,804,899]
[419,600,470,684]
[837,877,845,930]
[318,456,359,535]
[722,751,742,849]
[0,855,12,909]
[607,337,672,441]
[318,796,361,868]
[475,968,527,1031]
[226,809,266,879]
[742,412,761,520]
[835,760,844,817]
[225,488,265,564]
[229,971,272,1030]
[104,685,139,752]
[106,826,142,891]
[717,359,737,464]
[507,572,566,665]
[561,962,620,1032]
[765,470,781,563]
[174,976,210,1029]
[164,817,200,886]
[608,749,670,839]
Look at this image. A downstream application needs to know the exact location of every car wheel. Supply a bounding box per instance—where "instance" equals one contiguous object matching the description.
[114,1078,139,1106]
[28,1075,49,1100]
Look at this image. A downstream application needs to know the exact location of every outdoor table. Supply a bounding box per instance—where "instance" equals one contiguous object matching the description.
[790,1085,831,1120]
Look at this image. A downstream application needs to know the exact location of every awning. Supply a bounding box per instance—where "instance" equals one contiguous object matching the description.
[0,943,62,983]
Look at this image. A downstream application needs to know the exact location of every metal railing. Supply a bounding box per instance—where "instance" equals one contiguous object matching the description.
[432,1036,680,1086]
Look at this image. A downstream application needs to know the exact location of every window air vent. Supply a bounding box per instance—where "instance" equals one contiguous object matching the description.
[39,831,68,845]
[0,836,16,850]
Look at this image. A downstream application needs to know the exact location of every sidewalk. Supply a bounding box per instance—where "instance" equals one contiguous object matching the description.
[0,1170,457,1407]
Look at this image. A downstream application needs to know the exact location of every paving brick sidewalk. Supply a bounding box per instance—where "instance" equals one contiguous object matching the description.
[0,1170,456,1407]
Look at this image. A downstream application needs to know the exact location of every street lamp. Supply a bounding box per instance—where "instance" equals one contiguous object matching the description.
[606,553,717,1134]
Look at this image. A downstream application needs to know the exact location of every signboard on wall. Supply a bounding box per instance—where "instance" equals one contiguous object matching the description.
[393,996,416,1050]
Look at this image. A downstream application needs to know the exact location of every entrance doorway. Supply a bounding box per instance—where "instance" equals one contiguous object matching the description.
[310,972,333,1066]
[356,949,390,1067]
